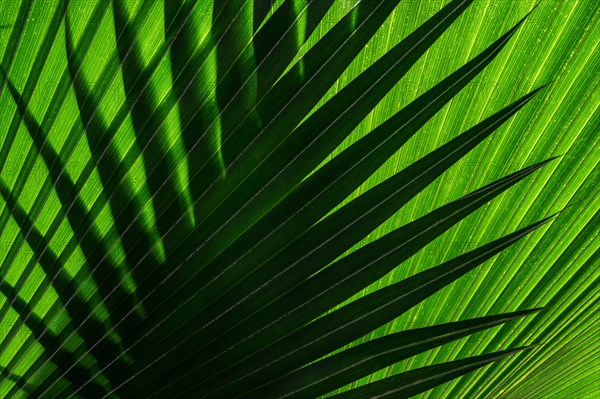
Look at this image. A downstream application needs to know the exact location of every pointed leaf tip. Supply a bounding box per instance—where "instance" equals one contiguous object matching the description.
[528,156,560,172]
[533,212,561,227]
[532,306,550,314]
[517,3,541,27]
[525,83,551,99]
[514,307,548,317]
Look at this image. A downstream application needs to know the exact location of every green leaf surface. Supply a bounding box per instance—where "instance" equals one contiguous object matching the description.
[0,0,597,398]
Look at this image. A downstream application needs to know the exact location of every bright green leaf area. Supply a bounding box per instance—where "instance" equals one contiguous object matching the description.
[0,0,597,398]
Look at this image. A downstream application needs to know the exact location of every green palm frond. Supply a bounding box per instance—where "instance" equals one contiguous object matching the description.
[0,0,597,398]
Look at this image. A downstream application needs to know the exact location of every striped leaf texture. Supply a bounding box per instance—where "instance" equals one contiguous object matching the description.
[0,0,597,398]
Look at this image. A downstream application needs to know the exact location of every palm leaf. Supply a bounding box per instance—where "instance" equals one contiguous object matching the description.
[0,0,596,398]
